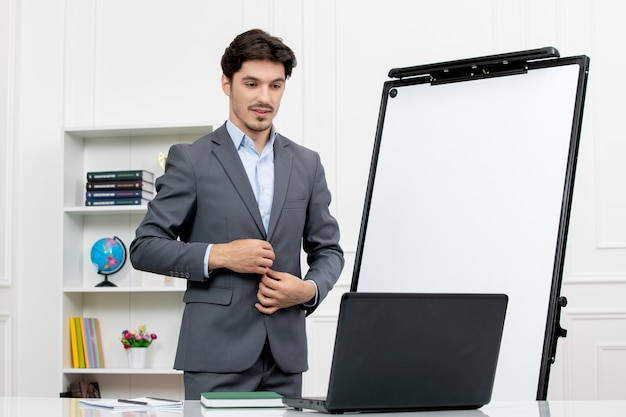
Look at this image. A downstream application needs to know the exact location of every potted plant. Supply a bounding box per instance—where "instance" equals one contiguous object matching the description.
[121,325,157,368]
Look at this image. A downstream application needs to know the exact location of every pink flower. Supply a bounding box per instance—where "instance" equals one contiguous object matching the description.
[120,325,157,349]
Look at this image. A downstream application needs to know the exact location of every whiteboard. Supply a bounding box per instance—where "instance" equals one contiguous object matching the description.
[351,53,589,400]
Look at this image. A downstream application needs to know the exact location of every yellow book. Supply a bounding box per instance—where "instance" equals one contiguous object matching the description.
[74,317,86,368]
[69,317,79,367]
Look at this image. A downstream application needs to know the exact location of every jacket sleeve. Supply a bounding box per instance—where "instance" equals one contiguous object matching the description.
[301,153,345,315]
[129,144,209,281]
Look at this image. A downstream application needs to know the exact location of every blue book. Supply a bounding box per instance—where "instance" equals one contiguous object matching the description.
[86,190,153,200]
[85,198,150,206]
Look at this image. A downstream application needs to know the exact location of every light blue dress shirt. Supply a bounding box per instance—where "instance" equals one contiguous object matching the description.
[229,120,276,233]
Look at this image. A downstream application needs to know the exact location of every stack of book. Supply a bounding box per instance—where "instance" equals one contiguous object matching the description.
[85,169,155,206]
[200,391,284,408]
[200,392,284,417]
[69,317,105,368]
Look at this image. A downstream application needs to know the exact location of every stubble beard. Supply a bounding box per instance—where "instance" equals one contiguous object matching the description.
[245,117,272,133]
[230,92,276,135]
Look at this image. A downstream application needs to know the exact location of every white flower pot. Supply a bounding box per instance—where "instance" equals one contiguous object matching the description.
[127,347,148,369]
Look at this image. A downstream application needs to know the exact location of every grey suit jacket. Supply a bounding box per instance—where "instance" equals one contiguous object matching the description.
[129,124,344,374]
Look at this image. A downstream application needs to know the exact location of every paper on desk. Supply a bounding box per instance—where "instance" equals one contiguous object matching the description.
[135,397,183,408]
[80,397,183,410]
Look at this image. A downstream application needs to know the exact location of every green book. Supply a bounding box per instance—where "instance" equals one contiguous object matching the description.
[86,169,154,183]
[74,317,86,368]
[200,391,283,408]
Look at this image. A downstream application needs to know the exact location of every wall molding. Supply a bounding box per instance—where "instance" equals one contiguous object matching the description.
[560,310,626,399]
[564,274,626,285]
[585,0,626,251]
[0,313,12,396]
[597,344,626,399]
[0,0,15,287]
[595,241,626,250]
[565,310,626,319]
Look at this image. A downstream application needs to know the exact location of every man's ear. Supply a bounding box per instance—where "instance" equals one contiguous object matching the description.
[221,74,231,96]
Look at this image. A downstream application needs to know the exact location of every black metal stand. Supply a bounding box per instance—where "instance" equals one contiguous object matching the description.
[95,274,117,287]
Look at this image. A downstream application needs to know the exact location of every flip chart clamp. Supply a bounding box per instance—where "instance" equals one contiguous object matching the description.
[388,46,561,84]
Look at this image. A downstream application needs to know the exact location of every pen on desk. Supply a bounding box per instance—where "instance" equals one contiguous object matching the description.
[145,396,180,403]
[118,399,148,405]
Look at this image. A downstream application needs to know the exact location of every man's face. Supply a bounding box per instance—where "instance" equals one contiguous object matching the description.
[222,59,286,142]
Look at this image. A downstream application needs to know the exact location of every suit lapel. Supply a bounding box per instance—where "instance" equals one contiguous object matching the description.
[211,127,267,237]
[268,135,292,240]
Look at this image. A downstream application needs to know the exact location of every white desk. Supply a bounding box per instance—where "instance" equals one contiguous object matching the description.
[1,397,626,417]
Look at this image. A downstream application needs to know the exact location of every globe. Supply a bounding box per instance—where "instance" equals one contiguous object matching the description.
[90,236,127,287]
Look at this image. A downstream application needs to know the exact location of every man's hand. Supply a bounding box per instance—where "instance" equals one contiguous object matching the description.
[209,239,275,274]
[255,269,316,315]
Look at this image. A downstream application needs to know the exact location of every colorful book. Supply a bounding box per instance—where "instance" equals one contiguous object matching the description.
[85,317,105,368]
[87,169,154,183]
[92,318,105,368]
[200,392,284,408]
[85,198,150,206]
[73,318,86,368]
[81,317,94,368]
[86,190,153,200]
[86,180,154,193]
[88,318,99,368]
[69,317,79,367]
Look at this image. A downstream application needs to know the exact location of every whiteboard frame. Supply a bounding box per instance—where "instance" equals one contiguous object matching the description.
[350,49,590,400]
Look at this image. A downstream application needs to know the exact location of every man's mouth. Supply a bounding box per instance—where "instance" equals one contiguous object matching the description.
[250,106,273,117]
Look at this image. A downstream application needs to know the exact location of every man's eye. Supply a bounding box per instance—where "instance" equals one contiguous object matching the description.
[272,84,283,89]
[246,82,257,88]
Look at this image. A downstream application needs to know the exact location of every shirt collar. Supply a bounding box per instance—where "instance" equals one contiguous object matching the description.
[226,119,277,150]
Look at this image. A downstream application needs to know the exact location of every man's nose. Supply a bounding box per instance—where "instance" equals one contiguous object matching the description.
[257,85,271,103]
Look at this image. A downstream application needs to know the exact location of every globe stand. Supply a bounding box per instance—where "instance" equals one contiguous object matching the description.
[95,273,117,287]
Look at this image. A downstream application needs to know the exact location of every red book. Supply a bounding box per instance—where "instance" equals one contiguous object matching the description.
[86,180,154,193]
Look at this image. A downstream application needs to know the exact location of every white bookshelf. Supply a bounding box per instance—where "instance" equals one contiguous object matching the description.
[61,123,214,399]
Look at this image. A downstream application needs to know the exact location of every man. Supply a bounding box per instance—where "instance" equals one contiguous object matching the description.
[129,29,344,400]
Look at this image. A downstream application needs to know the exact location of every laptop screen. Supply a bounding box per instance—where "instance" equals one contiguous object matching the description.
[324,292,508,413]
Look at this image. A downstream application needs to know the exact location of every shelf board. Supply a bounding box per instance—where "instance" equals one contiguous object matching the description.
[64,286,185,293]
[63,367,182,375]
[64,205,148,215]
[64,123,215,138]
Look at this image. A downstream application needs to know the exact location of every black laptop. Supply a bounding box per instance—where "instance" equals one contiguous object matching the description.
[283,292,508,414]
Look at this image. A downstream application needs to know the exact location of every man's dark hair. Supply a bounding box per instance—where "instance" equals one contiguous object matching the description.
[221,29,297,80]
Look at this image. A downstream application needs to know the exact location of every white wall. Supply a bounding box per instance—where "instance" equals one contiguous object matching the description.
[2,0,66,397]
[0,0,16,399]
[1,0,625,400]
